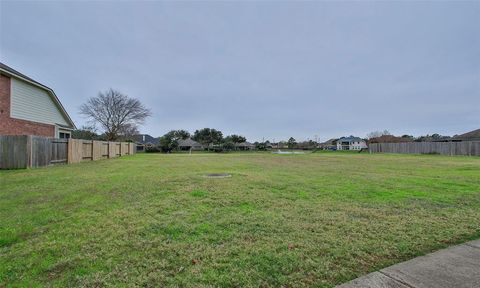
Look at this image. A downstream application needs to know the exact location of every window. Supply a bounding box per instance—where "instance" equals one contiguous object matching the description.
[59,132,71,139]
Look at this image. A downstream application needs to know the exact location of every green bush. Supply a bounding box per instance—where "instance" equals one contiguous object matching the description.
[223,142,235,151]
[145,146,161,153]
[212,146,225,153]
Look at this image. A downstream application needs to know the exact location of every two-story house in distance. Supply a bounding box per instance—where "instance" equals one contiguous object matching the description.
[336,136,368,151]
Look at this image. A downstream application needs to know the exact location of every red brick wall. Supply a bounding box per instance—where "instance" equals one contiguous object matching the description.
[0,74,55,137]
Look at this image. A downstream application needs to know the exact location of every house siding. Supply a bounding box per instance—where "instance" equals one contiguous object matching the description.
[337,139,368,150]
[0,74,55,137]
[10,77,70,126]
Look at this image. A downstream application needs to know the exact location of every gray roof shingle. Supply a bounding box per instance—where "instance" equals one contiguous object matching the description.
[177,138,202,147]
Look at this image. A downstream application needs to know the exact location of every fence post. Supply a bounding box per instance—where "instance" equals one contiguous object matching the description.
[27,135,32,168]
[68,138,78,164]
[91,140,94,161]
[67,138,73,164]
[92,140,104,161]
[108,142,115,158]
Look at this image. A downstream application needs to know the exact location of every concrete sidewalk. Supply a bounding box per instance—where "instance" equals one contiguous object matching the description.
[337,240,480,288]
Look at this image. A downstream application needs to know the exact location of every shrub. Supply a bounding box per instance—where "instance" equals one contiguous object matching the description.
[223,142,235,151]
[212,146,225,153]
[145,145,161,153]
[256,143,268,151]
[158,135,178,153]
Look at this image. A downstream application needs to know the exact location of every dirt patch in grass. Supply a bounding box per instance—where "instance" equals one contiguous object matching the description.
[204,173,232,178]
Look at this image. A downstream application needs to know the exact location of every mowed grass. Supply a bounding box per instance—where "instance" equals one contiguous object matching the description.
[1,152,480,287]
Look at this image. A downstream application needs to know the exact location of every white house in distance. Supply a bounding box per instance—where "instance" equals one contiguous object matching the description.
[336,136,367,150]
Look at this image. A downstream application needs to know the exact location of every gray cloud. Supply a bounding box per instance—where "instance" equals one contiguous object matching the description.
[1,1,478,141]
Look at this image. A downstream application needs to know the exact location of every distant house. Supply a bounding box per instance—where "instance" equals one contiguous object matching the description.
[177,138,203,150]
[451,129,480,142]
[235,141,255,150]
[336,136,367,151]
[133,134,158,152]
[0,62,76,138]
[320,138,338,150]
[133,134,159,146]
[272,141,288,149]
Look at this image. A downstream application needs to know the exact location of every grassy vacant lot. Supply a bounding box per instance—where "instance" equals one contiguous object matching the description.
[1,152,480,287]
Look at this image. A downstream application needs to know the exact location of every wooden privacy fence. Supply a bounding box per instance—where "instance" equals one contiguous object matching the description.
[369,141,480,156]
[0,135,136,169]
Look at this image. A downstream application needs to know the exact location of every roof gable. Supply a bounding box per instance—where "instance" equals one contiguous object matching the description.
[0,62,76,129]
[178,138,202,147]
[453,129,480,141]
[133,134,159,144]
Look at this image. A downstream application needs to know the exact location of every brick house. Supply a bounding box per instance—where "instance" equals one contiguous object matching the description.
[0,63,75,138]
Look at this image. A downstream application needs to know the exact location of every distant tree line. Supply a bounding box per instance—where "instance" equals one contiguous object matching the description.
[139,129,314,153]
[74,90,458,148]
[367,130,453,143]
[71,125,139,143]
[70,126,321,153]
[144,128,251,153]
[71,122,308,153]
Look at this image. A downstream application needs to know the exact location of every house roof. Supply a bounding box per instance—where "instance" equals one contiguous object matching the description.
[133,134,159,145]
[178,138,202,147]
[0,62,76,129]
[321,138,338,145]
[338,136,364,142]
[235,141,255,147]
[452,129,480,141]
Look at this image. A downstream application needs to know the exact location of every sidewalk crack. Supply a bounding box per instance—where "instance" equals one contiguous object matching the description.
[378,270,417,288]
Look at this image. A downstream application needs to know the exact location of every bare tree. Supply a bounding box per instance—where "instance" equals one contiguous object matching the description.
[80,89,151,141]
[367,130,391,139]
[118,123,140,141]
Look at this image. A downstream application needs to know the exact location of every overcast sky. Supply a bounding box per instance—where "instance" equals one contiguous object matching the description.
[1,1,479,142]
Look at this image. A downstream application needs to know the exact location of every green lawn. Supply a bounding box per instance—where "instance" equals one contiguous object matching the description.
[1,152,480,287]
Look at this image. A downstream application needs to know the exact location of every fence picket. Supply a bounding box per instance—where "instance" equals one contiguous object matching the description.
[369,141,480,156]
[0,135,136,169]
